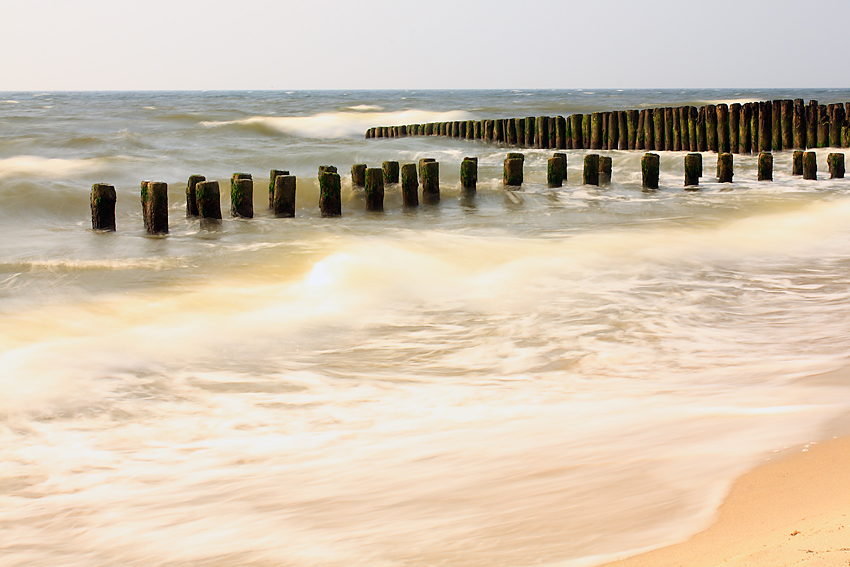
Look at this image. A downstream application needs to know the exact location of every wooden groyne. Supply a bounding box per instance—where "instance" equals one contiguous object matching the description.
[365,99,850,152]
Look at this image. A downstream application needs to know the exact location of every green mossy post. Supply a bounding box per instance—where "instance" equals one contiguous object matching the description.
[831,106,846,148]
[589,112,602,150]
[507,119,517,145]
[688,106,698,152]
[803,151,818,180]
[694,152,703,177]
[418,158,436,181]
[582,114,591,151]
[678,106,689,151]
[641,153,659,191]
[91,183,116,231]
[422,161,440,204]
[636,110,646,150]
[818,108,829,148]
[706,105,718,152]
[401,163,419,206]
[319,171,342,217]
[141,181,169,234]
[230,174,253,219]
[672,107,682,151]
[399,125,408,137]
[628,110,639,150]
[602,113,609,149]
[525,116,536,147]
[751,103,760,152]
[646,109,656,151]
[556,116,567,150]
[425,123,434,136]
[273,175,296,217]
[684,154,700,188]
[473,121,481,139]
[583,154,600,186]
[467,120,475,139]
[807,101,818,148]
[549,116,557,149]
[461,158,478,193]
[494,119,505,144]
[717,104,730,153]
[450,121,459,138]
[697,107,707,152]
[570,114,583,149]
[565,117,573,150]
[547,157,563,187]
[782,100,793,149]
[195,180,222,224]
[485,120,495,142]
[538,116,550,149]
[619,111,629,150]
[352,164,367,188]
[608,112,619,152]
[758,152,773,181]
[318,165,337,180]
[382,161,400,185]
[598,156,612,185]
[828,153,845,179]
[843,126,850,149]
[515,118,525,147]
[792,151,804,175]
[793,99,806,150]
[729,104,740,154]
[185,175,205,217]
[717,153,733,183]
[653,108,665,151]
[365,168,384,212]
[268,170,287,209]
[759,101,772,153]
[665,107,674,151]
[740,103,752,154]
[771,100,783,151]
[504,154,524,187]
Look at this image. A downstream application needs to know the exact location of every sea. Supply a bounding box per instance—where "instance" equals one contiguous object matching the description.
[1,89,850,567]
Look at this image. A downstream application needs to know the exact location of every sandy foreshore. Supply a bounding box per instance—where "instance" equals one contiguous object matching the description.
[602,435,850,567]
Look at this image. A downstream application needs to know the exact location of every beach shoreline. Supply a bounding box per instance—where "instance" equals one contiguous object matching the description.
[600,433,850,567]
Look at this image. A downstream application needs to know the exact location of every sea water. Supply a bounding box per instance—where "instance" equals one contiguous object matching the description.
[1,89,850,566]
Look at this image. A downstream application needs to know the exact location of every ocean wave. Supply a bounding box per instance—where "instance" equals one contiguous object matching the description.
[200,109,475,139]
[345,105,384,112]
[0,155,119,179]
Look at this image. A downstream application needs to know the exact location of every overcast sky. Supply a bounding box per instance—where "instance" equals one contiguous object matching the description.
[1,0,846,91]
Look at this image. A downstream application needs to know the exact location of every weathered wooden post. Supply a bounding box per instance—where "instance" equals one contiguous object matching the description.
[548,153,567,187]
[425,123,434,136]
[843,125,850,148]
[525,116,536,147]
[504,153,524,186]
[422,161,440,204]
[418,158,436,182]
[706,105,718,152]
[548,116,557,149]
[556,116,567,149]
[758,152,773,181]
[609,112,620,151]
[759,101,772,153]
[751,103,760,152]
[684,154,700,188]
[319,170,342,216]
[803,152,818,180]
[186,175,204,216]
[717,153,733,183]
[828,153,845,178]
[807,100,819,148]
[91,183,116,231]
[473,121,481,139]
[351,164,367,188]
[195,180,222,224]
[570,114,583,149]
[365,168,384,212]
[739,103,752,154]
[507,118,517,145]
[494,119,505,143]
[268,170,287,209]
[590,112,602,150]
[637,110,646,150]
[461,157,478,193]
[273,175,296,217]
[665,107,674,151]
[583,114,592,150]
[688,106,698,152]
[782,100,793,149]
[646,109,657,151]
[653,108,665,151]
[672,107,682,151]
[793,99,806,150]
[537,116,550,149]
[678,106,689,151]
[641,153,659,190]
[141,181,168,234]
[602,113,609,149]
[619,111,629,150]
[697,107,707,152]
[485,120,494,142]
[401,163,419,206]
[599,156,612,185]
[772,100,783,151]
[717,104,730,153]
[830,106,845,148]
[729,103,740,154]
[467,120,475,139]
[792,150,804,175]
[382,161,399,185]
[818,107,829,148]
[628,110,638,150]
[583,154,600,186]
[230,174,253,219]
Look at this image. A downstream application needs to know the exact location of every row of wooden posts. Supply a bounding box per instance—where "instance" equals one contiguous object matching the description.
[90,151,846,233]
[366,99,850,153]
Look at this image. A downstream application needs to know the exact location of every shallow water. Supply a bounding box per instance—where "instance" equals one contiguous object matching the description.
[1,89,850,567]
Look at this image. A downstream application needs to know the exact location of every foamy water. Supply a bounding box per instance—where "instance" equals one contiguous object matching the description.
[1,89,850,567]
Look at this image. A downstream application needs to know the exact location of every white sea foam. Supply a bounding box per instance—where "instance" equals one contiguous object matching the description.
[0,155,112,179]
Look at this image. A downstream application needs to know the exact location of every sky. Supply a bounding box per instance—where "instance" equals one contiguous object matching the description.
[1,0,847,91]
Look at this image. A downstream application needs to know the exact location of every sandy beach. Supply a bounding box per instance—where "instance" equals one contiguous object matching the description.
[603,435,850,567]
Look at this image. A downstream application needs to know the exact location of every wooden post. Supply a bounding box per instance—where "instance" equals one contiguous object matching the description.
[697,107,707,152]
[717,104,730,153]
[319,171,342,216]
[451,121,459,138]
[485,120,494,142]
[141,181,168,234]
[771,100,782,151]
[365,168,384,212]
[467,120,475,139]
[818,106,829,148]
[599,156,612,185]
[91,183,116,231]
[461,157,478,193]
[792,150,804,175]
[844,125,850,149]
[665,107,674,151]
[739,103,752,154]
[473,121,481,139]
[494,119,505,143]
[515,118,525,147]
[351,164,367,188]
[187,175,205,216]
[268,170,287,209]
[318,165,337,179]
[793,99,806,150]
[583,114,591,150]
[641,153,659,190]
[717,153,733,183]
[729,104,740,154]
[628,110,638,150]
[507,118,518,145]
[678,106,689,151]
[803,152,817,180]
[653,108,665,151]
[828,153,845,178]
[807,100,819,148]
[759,101,772,153]
[750,103,759,152]
[273,175,296,217]
[556,115,567,150]
[706,105,718,152]
[684,154,700,188]
[422,161,440,204]
[583,154,599,186]
[590,112,602,150]
[569,114,582,149]
[606,112,618,151]
[229,174,253,219]
[602,113,609,149]
[547,156,563,188]
[401,163,419,206]
[382,161,399,184]
[673,107,682,151]
[782,100,793,149]
[195,180,222,224]
[537,116,550,149]
[831,105,846,148]
[758,152,773,181]
[549,116,557,149]
[619,111,629,150]
[637,110,646,150]
[419,158,436,181]
[645,109,656,151]
[504,153,524,186]
[688,106,698,152]
[525,116,536,147]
